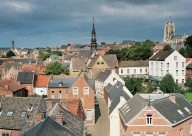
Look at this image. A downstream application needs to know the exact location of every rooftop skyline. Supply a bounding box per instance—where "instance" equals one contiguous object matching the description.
[0,0,192,48]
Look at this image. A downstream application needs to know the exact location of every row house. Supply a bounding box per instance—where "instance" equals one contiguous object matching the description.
[104,81,132,136]
[119,93,192,136]
[149,50,185,84]
[48,72,95,125]
[95,69,125,96]
[118,60,149,78]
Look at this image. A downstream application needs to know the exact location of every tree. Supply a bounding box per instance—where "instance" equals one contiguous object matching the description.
[179,47,186,57]
[45,61,69,75]
[184,36,192,57]
[184,77,192,92]
[51,51,62,56]
[159,74,178,93]
[163,44,172,51]
[123,75,144,95]
[6,50,15,58]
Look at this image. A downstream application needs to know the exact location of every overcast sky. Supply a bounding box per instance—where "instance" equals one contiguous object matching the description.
[0,0,192,48]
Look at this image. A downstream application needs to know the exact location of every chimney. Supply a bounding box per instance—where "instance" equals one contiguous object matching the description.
[55,113,63,125]
[169,94,176,103]
[42,111,46,119]
[46,101,53,109]
[34,114,43,124]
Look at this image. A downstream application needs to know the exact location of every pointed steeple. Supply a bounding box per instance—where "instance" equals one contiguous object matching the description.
[91,16,97,50]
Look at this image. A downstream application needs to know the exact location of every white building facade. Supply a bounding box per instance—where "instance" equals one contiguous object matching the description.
[149,50,186,84]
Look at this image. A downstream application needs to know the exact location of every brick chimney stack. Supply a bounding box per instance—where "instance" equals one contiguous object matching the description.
[55,113,63,125]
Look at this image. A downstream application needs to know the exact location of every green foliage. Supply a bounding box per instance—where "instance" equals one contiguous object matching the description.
[51,51,62,56]
[163,45,172,51]
[185,35,192,47]
[101,42,106,45]
[185,46,192,57]
[6,50,15,58]
[145,80,159,93]
[184,77,192,92]
[30,93,41,97]
[141,39,155,48]
[179,47,186,57]
[184,93,192,103]
[123,75,144,95]
[45,61,69,75]
[159,74,178,93]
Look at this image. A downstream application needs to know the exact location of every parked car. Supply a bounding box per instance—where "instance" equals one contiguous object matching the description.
[94,100,99,106]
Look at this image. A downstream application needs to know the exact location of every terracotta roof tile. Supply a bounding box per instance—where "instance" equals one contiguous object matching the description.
[186,58,192,63]
[0,79,25,92]
[36,75,50,87]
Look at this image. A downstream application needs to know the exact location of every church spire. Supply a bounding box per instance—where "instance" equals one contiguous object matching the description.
[91,16,97,50]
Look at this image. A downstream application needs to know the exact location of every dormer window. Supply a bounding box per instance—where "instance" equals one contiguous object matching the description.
[28,104,33,111]
[123,104,130,114]
[177,109,184,116]
[184,107,190,113]
[21,111,27,118]
[59,81,63,87]
[6,111,13,117]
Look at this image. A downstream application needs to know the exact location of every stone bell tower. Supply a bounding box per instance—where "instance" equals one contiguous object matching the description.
[163,22,175,42]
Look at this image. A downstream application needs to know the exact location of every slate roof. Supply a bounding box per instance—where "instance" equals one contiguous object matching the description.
[17,72,35,84]
[47,103,84,136]
[106,81,130,115]
[149,50,174,61]
[62,62,70,68]
[76,50,93,60]
[71,58,87,71]
[4,62,22,73]
[0,97,41,130]
[95,69,111,82]
[20,116,76,136]
[186,63,192,69]
[50,54,60,61]
[13,58,36,64]
[119,93,192,126]
[119,60,149,67]
[48,77,77,88]
[171,35,183,40]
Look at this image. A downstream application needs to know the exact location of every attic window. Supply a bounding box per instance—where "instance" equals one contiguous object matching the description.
[28,104,33,111]
[21,111,27,118]
[177,110,184,115]
[6,111,13,117]
[123,104,130,114]
[97,62,100,65]
[184,107,190,113]
[101,62,104,65]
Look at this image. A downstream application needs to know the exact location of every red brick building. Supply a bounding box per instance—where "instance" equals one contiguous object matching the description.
[119,93,192,136]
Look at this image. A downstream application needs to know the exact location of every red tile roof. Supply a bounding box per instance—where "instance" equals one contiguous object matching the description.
[36,75,50,87]
[0,79,25,92]
[186,58,192,63]
[0,86,12,96]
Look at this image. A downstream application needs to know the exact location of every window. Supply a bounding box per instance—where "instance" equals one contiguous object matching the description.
[161,63,163,68]
[86,110,92,120]
[184,107,190,112]
[177,110,184,115]
[182,70,184,76]
[190,123,192,134]
[101,62,104,65]
[113,78,116,81]
[133,134,140,136]
[146,115,152,125]
[166,70,169,73]
[2,133,10,136]
[176,79,178,84]
[182,62,184,68]
[59,90,62,99]
[151,62,153,67]
[6,111,13,117]
[51,90,54,98]
[156,69,158,76]
[176,62,178,68]
[121,69,123,74]
[84,87,89,94]
[174,56,177,60]
[21,111,26,118]
[182,79,184,83]
[158,134,165,136]
[166,63,169,68]
[134,69,136,74]
[146,134,153,136]
[73,87,78,95]
[176,70,179,76]
[127,69,129,73]
[140,69,142,73]
[180,129,183,136]
[97,62,100,65]
[28,104,33,111]
[145,68,147,73]
[156,62,158,67]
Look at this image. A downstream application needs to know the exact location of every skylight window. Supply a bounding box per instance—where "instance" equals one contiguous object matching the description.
[21,111,26,118]
[6,111,13,117]
[123,104,130,113]
[184,107,190,112]
[177,110,184,115]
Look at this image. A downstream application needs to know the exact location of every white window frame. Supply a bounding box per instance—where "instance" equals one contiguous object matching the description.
[134,69,136,74]
[73,87,78,95]
[51,90,54,98]
[176,70,179,76]
[180,129,183,136]
[182,70,184,76]
[84,87,89,95]
[166,63,169,69]
[146,115,152,125]
[182,62,184,68]
[174,56,177,60]
[176,62,178,68]
[127,69,129,73]
[59,90,62,99]
[86,110,92,120]
[190,123,192,134]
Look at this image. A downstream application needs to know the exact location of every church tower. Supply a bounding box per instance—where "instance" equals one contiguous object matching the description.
[163,22,175,42]
[12,40,15,50]
[91,16,97,50]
